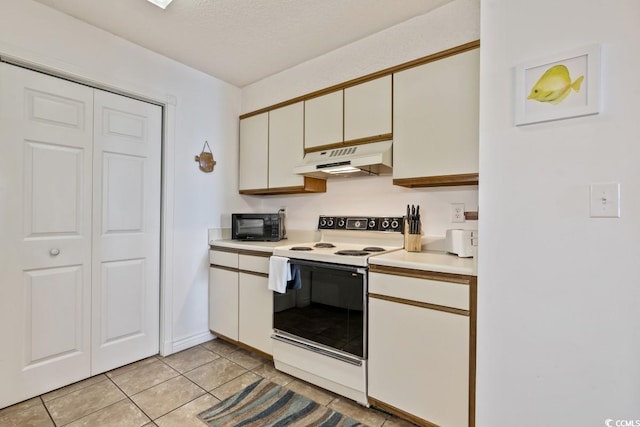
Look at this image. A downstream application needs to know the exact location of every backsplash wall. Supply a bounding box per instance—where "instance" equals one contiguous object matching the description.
[234,175,478,239]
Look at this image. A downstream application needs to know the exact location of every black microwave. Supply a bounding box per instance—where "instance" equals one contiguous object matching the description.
[231,212,286,241]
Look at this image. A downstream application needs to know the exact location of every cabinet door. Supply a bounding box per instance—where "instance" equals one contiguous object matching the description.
[239,272,273,355]
[369,297,470,427]
[209,267,239,340]
[239,113,268,191]
[268,102,305,189]
[304,91,343,149]
[344,75,392,142]
[393,48,479,179]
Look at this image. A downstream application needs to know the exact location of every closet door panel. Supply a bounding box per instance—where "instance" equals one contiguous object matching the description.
[91,90,161,375]
[0,63,93,409]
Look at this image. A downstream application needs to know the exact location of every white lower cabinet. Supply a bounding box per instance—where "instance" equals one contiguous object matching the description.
[368,269,475,427]
[208,267,239,340]
[209,248,273,355]
[239,272,273,354]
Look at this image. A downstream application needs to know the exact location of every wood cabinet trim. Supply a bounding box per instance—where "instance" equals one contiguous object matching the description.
[212,335,273,361]
[303,133,393,154]
[369,293,469,317]
[393,173,479,188]
[209,246,239,254]
[468,273,478,427]
[239,270,269,279]
[237,249,272,258]
[368,398,439,427]
[239,40,480,120]
[209,264,239,274]
[369,264,473,284]
[211,247,274,258]
[239,176,326,195]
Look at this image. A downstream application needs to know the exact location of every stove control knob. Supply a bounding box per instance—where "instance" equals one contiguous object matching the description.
[391,219,399,230]
[381,219,390,229]
[327,218,334,227]
[354,220,361,229]
[337,218,346,228]
[368,219,376,229]
[320,217,327,227]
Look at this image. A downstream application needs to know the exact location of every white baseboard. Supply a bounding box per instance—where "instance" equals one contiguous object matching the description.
[167,330,215,356]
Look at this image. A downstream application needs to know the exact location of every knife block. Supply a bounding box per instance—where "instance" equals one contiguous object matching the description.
[404,219,422,252]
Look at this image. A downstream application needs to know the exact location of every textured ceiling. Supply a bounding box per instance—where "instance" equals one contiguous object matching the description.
[33,0,452,87]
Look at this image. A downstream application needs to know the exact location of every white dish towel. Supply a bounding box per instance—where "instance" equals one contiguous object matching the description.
[268,255,291,294]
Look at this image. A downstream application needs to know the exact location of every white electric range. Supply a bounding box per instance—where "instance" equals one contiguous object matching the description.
[273,215,404,265]
[271,215,405,405]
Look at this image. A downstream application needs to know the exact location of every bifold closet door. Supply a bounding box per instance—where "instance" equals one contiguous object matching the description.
[0,63,162,408]
[0,63,94,407]
[91,90,161,374]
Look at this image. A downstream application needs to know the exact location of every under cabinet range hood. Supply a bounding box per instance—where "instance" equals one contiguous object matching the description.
[294,140,392,178]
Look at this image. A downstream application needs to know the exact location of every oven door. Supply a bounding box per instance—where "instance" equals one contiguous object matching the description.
[272,259,367,363]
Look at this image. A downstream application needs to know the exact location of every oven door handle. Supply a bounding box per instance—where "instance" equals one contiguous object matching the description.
[272,333,363,366]
[287,258,366,275]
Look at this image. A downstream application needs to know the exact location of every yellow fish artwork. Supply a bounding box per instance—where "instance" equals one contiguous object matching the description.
[527,64,585,105]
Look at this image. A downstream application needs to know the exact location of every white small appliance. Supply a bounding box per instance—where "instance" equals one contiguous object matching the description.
[445,229,477,258]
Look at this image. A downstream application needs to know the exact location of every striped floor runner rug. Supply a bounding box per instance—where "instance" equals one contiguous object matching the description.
[198,379,364,427]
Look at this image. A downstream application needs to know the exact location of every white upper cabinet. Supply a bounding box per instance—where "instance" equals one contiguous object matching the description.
[268,102,305,189]
[344,75,392,142]
[239,107,325,195]
[239,112,268,191]
[393,48,480,185]
[304,90,343,150]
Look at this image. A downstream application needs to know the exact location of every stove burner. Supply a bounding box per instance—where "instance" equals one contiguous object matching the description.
[314,242,336,248]
[363,246,385,252]
[335,250,370,256]
[290,246,313,251]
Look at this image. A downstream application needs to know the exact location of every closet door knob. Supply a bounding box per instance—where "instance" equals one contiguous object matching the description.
[49,248,60,256]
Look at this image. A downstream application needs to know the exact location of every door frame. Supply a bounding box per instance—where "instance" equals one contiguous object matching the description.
[0,53,177,357]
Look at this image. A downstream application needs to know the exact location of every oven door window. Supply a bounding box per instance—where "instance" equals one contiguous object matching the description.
[273,261,365,358]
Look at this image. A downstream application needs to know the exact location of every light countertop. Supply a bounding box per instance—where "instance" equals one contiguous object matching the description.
[369,249,477,277]
[209,239,294,253]
[208,229,476,276]
[208,229,316,253]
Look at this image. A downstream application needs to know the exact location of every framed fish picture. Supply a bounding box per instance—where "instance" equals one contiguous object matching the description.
[514,44,600,126]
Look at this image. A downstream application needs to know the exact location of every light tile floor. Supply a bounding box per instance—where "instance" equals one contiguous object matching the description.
[0,339,418,427]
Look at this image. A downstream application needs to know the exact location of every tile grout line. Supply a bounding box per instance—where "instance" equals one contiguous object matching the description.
[110,351,231,422]
[42,377,128,427]
[106,375,154,425]
[38,396,57,427]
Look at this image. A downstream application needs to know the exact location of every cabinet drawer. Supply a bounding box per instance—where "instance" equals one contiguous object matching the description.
[239,254,270,274]
[209,250,238,268]
[369,272,469,311]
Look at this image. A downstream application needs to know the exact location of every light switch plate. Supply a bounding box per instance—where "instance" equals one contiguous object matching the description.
[590,183,620,218]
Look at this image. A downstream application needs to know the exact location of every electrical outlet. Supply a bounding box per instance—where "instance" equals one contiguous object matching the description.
[451,203,465,223]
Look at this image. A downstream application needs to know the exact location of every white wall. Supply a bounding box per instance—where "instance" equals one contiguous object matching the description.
[0,0,243,353]
[478,0,640,425]
[240,0,481,239]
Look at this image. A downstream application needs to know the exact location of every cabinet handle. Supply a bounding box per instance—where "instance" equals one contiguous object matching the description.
[49,248,60,256]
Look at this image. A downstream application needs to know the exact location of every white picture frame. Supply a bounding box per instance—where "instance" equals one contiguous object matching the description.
[514,44,600,126]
